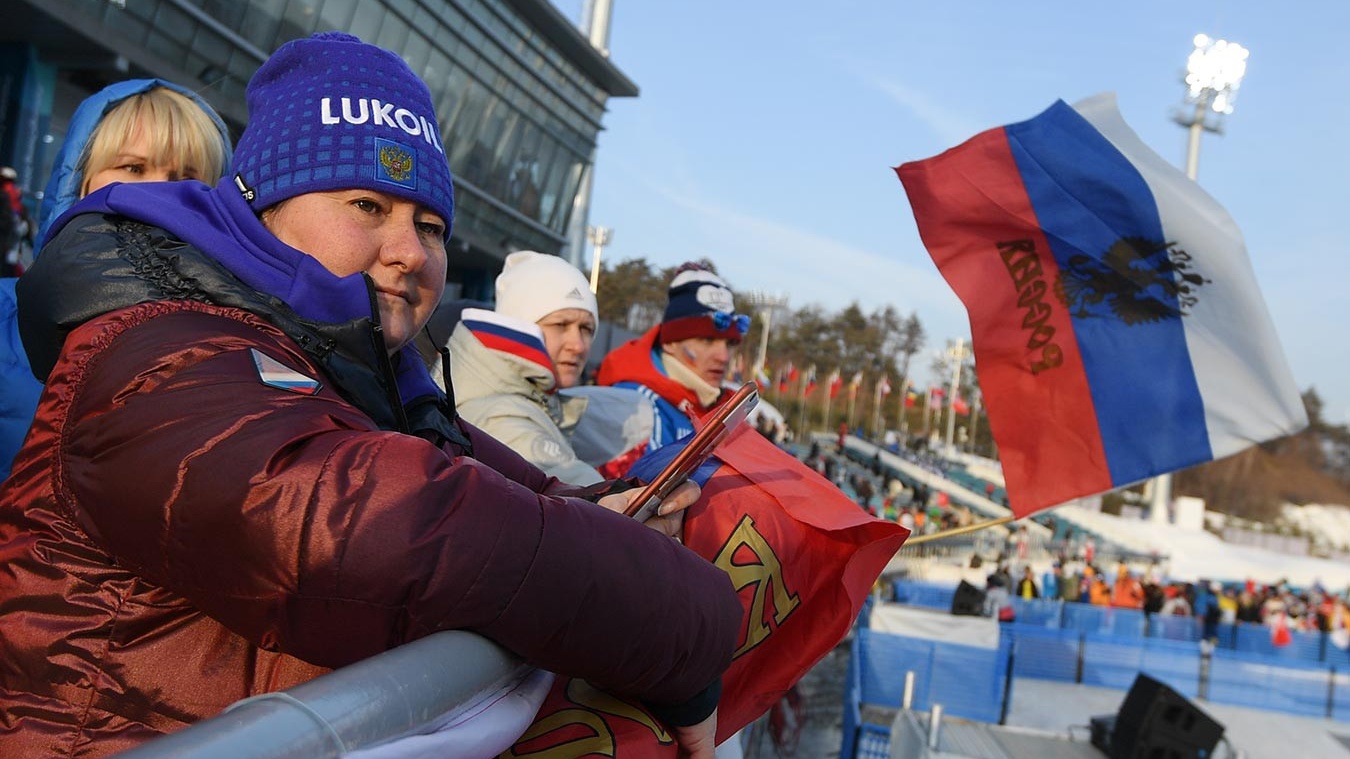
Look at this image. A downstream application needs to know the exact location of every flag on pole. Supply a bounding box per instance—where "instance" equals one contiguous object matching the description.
[803,365,818,397]
[827,370,843,399]
[904,386,919,408]
[878,376,892,397]
[952,394,970,416]
[896,93,1306,517]
[927,387,945,410]
[847,371,863,401]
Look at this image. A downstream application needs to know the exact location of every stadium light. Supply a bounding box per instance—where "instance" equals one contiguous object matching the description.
[586,225,611,294]
[741,291,789,381]
[1150,34,1249,524]
[1174,34,1249,180]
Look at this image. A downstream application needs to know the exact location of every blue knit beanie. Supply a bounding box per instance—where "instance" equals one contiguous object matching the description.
[658,262,746,344]
[230,31,454,237]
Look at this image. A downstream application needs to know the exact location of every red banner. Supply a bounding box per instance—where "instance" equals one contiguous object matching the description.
[504,428,909,756]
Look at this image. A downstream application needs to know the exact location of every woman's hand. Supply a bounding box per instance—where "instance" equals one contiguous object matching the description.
[671,709,718,759]
[596,480,701,539]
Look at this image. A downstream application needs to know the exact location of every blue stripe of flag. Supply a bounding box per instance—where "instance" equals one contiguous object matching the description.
[1006,101,1211,485]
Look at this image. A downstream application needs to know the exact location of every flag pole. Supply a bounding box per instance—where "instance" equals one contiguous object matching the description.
[870,379,882,440]
[896,377,909,441]
[823,371,835,433]
[797,379,807,434]
[902,514,1015,546]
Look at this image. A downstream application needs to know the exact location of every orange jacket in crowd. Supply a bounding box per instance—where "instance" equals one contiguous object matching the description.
[1111,574,1145,609]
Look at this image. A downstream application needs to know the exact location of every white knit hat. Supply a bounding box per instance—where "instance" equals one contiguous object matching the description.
[494,251,598,325]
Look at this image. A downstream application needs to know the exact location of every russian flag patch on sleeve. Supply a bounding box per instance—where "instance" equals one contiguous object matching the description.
[251,348,323,395]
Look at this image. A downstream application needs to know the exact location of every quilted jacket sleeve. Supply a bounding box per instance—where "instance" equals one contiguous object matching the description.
[50,303,741,710]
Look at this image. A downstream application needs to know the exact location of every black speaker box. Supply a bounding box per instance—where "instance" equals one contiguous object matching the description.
[950,579,986,616]
[1110,674,1224,759]
[1089,714,1116,754]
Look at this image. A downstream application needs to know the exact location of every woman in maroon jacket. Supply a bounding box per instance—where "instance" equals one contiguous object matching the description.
[0,33,740,758]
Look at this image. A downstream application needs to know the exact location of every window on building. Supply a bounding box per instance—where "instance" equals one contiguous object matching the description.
[315,0,357,30]
[346,0,384,42]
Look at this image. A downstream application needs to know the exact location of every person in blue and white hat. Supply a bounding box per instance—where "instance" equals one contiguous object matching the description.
[598,261,750,447]
[1,32,737,758]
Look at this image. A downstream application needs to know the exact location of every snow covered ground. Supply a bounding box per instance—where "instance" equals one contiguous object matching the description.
[1052,503,1350,589]
[922,444,1350,590]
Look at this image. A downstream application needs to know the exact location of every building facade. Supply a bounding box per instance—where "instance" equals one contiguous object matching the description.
[0,0,634,299]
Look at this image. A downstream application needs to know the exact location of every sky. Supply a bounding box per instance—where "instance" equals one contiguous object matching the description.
[557,1,1350,425]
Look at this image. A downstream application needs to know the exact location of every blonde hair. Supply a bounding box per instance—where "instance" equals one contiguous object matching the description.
[78,86,226,195]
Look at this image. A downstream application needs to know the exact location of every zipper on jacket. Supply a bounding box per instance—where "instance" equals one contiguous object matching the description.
[362,273,411,433]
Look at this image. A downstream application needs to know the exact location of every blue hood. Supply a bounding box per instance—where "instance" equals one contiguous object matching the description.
[34,78,233,252]
[44,178,441,403]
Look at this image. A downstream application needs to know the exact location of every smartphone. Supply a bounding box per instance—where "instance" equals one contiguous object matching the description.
[624,382,760,521]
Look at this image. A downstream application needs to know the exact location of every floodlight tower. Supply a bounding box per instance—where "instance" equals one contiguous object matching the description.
[586,225,611,294]
[1149,34,1248,524]
[1174,34,1249,182]
[741,291,789,380]
[943,338,968,456]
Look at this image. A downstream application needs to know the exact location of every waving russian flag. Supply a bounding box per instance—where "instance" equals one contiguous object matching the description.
[896,93,1306,517]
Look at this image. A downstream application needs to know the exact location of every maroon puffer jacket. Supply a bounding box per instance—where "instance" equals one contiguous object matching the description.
[0,301,741,757]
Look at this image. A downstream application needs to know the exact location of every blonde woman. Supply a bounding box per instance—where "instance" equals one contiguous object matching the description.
[1,79,230,481]
[35,80,230,247]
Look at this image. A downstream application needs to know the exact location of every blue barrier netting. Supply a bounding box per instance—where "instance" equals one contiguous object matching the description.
[880,580,1350,723]
[844,584,1350,758]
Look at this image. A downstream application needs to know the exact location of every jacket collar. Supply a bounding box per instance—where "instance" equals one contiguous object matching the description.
[595,325,708,412]
[20,202,458,443]
[40,179,443,407]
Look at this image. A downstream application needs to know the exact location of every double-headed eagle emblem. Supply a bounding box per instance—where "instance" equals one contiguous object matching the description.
[379,144,413,182]
[1053,237,1210,325]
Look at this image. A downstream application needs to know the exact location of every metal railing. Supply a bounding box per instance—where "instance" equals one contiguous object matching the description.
[112,631,528,759]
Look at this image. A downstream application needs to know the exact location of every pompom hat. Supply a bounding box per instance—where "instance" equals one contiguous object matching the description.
[658,263,747,344]
[230,31,454,237]
[495,250,598,326]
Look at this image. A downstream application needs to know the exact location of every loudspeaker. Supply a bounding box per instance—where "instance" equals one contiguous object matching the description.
[1110,674,1224,759]
[1089,714,1116,754]
[950,579,986,616]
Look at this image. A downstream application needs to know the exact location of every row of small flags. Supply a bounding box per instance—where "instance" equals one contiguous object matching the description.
[744,360,973,415]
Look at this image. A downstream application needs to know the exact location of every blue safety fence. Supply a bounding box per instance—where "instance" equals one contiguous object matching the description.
[890,579,956,611]
[1337,668,1350,722]
[840,630,866,759]
[1327,641,1350,669]
[1232,622,1326,663]
[857,628,1009,723]
[1209,649,1342,718]
[1146,613,1202,642]
[854,724,892,759]
[1008,596,1062,627]
[1063,603,1148,637]
[874,583,1350,735]
[1004,624,1081,681]
[841,627,1012,758]
[843,617,1350,758]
